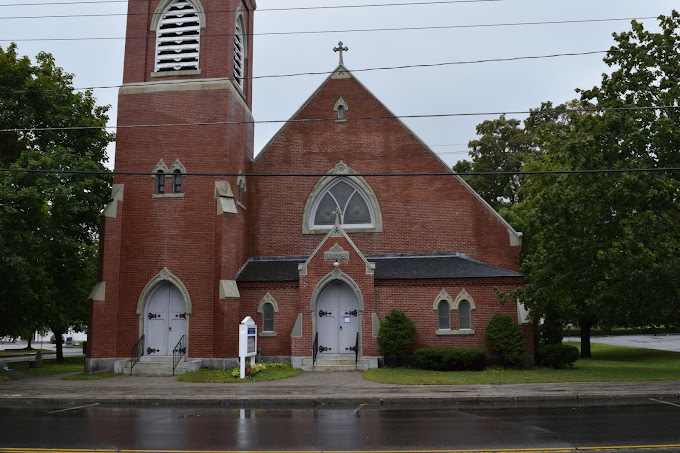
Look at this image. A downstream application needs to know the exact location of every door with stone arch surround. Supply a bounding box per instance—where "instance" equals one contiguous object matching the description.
[316,281,359,355]
[144,281,187,356]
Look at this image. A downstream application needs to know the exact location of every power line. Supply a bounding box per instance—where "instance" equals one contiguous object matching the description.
[0,0,503,19]
[5,46,671,96]
[1,167,679,177]
[0,16,656,38]
[2,105,679,133]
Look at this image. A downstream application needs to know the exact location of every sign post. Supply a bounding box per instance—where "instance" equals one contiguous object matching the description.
[238,316,257,379]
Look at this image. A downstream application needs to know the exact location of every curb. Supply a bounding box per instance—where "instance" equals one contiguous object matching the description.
[1,392,678,409]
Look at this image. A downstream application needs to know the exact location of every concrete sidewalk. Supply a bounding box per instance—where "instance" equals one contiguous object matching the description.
[1,370,679,408]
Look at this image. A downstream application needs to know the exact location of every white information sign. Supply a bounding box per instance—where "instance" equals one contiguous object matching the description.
[239,316,257,379]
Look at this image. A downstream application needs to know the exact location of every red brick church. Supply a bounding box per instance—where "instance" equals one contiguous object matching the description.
[85,0,530,374]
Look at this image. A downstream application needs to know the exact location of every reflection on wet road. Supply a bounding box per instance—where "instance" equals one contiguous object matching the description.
[0,402,679,452]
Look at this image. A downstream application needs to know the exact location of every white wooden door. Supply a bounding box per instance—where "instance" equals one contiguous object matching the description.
[145,282,187,356]
[317,282,359,355]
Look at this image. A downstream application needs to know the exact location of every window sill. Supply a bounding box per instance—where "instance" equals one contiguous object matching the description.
[259,331,276,337]
[335,119,348,123]
[153,193,185,199]
[436,329,475,336]
[237,201,246,210]
[304,226,382,235]
[151,69,201,78]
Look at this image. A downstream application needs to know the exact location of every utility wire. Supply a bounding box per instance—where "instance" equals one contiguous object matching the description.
[0,0,503,18]
[2,105,679,134]
[1,167,679,177]
[0,15,656,35]
[4,45,675,95]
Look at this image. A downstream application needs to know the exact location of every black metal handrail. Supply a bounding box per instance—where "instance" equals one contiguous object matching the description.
[312,332,319,371]
[130,335,144,375]
[354,332,359,371]
[172,335,186,376]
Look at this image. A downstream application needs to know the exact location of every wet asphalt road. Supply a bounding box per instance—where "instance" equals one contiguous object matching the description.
[1,402,679,451]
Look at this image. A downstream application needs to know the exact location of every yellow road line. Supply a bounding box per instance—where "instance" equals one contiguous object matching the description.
[3,446,680,453]
[0,449,117,453]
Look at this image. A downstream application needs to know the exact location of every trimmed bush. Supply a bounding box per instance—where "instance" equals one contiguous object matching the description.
[539,343,579,369]
[377,309,418,366]
[413,347,486,371]
[484,313,528,369]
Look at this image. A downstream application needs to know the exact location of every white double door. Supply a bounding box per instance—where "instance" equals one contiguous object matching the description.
[144,281,187,356]
[317,282,359,355]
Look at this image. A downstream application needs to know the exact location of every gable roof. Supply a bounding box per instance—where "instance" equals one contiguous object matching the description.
[252,64,522,246]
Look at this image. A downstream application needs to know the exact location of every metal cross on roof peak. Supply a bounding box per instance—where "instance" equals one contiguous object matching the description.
[334,41,349,66]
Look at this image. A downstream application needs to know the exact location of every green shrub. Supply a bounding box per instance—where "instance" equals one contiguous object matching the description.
[539,343,579,369]
[377,309,417,366]
[484,313,528,369]
[413,347,486,371]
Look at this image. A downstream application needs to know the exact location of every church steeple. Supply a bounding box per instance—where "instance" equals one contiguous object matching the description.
[121,0,256,105]
[87,0,257,370]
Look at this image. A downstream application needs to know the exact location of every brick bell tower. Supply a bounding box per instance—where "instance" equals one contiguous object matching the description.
[86,0,256,373]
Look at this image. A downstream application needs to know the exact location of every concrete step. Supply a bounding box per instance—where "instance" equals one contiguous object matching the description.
[300,357,372,372]
[117,357,202,376]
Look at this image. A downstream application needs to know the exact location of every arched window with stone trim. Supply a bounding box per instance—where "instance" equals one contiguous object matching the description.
[155,170,166,194]
[458,299,472,329]
[262,303,274,332]
[303,161,383,234]
[257,293,279,335]
[155,0,201,72]
[233,13,246,89]
[438,300,451,330]
[172,169,182,194]
[312,178,373,228]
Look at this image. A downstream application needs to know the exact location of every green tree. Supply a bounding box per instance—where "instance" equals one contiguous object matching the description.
[453,115,535,211]
[512,13,680,357]
[0,44,113,360]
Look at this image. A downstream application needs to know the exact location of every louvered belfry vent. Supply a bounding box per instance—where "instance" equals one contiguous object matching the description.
[233,16,245,88]
[155,0,200,72]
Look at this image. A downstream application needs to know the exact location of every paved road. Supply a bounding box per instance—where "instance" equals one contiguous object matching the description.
[2,402,680,452]
[564,334,680,352]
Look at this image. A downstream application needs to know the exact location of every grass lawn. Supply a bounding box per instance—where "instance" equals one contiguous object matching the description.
[0,349,52,357]
[8,355,85,376]
[364,343,680,385]
[0,375,11,382]
[179,363,302,383]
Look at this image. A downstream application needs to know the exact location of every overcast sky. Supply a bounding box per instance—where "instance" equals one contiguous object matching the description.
[2,0,678,169]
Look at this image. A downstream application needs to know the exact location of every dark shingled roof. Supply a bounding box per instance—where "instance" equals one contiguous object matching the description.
[370,254,524,280]
[236,253,523,282]
[236,256,306,282]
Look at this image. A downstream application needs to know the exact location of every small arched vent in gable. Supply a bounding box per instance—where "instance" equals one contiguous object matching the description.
[155,0,201,72]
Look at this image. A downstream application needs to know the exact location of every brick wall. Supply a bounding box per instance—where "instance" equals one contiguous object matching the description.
[252,73,521,271]
[374,277,527,351]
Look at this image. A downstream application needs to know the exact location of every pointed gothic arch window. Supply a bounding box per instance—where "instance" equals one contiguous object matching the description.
[458,300,472,330]
[438,300,451,330]
[311,178,374,229]
[156,170,166,194]
[233,13,246,89]
[257,293,279,336]
[155,0,201,72]
[303,161,383,234]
